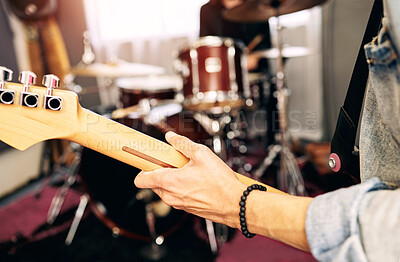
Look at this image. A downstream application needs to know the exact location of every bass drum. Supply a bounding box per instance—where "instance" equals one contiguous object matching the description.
[78,104,210,242]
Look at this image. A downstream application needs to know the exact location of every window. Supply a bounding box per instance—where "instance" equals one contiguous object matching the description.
[84,0,208,45]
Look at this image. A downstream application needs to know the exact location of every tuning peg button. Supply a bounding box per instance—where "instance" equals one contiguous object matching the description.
[0,66,15,104]
[43,74,62,111]
[43,74,60,95]
[19,71,37,92]
[19,71,39,108]
[0,66,13,88]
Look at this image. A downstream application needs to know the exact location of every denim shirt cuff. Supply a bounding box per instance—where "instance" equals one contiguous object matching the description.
[305,178,388,261]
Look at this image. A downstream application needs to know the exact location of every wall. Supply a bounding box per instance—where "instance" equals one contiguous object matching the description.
[321,0,374,139]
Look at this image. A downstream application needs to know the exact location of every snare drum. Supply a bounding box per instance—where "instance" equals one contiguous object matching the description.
[116,75,181,108]
[175,37,250,112]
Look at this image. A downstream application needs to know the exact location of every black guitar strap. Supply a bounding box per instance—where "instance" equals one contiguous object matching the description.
[329,0,383,182]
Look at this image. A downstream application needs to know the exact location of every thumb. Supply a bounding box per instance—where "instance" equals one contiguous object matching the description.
[165,131,207,160]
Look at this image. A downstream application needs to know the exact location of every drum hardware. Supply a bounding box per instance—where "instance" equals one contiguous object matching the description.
[254,8,306,195]
[224,1,315,195]
[81,31,96,65]
[46,145,82,225]
[192,111,236,252]
[38,141,87,246]
[111,99,179,120]
[193,112,232,159]
[65,194,89,246]
[205,219,218,255]
[135,189,172,218]
[138,191,168,261]
[252,46,312,59]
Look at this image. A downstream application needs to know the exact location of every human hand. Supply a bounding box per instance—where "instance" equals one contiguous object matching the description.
[134,131,246,228]
[247,53,260,71]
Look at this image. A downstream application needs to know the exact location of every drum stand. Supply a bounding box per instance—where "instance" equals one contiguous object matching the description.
[46,143,82,225]
[139,203,168,260]
[253,11,306,196]
[38,142,90,246]
[193,111,232,159]
[193,110,234,254]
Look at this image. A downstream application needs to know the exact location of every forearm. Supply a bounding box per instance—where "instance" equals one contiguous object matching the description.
[242,190,313,251]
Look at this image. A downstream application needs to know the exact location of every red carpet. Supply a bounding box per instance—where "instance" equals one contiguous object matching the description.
[0,186,81,245]
[217,230,316,262]
[0,185,318,261]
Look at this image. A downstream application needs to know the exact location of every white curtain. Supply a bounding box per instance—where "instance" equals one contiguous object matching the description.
[83,0,208,72]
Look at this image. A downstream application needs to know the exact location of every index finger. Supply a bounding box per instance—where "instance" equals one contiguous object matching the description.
[134,169,162,189]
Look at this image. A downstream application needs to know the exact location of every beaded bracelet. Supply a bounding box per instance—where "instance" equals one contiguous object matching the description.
[239,184,267,238]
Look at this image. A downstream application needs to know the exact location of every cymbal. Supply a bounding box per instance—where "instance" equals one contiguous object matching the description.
[70,61,166,78]
[224,0,328,23]
[252,46,312,59]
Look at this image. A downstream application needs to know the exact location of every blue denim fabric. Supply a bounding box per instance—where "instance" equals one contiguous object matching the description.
[361,17,400,189]
[306,2,400,261]
[306,179,388,262]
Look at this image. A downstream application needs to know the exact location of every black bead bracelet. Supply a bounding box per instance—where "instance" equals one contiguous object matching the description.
[239,184,267,238]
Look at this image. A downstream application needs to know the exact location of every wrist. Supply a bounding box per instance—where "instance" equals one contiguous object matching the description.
[223,180,247,228]
[238,184,267,238]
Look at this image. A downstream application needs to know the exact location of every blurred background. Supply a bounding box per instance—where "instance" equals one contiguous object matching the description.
[0,0,373,261]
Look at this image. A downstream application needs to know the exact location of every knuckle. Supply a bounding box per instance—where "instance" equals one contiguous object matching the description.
[153,168,175,188]
[192,144,209,158]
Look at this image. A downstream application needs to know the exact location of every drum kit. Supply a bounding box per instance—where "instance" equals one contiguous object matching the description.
[44,0,326,259]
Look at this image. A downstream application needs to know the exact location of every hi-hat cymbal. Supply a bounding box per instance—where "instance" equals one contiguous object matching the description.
[252,46,312,59]
[70,61,166,78]
[224,0,328,23]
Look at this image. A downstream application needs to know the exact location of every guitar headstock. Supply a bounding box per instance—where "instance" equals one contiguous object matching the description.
[0,66,80,151]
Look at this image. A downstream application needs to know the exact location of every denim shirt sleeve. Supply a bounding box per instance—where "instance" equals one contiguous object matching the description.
[305,178,388,262]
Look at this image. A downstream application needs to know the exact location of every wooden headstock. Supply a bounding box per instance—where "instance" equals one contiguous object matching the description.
[0,70,80,150]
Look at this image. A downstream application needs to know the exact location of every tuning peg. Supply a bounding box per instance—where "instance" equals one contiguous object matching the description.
[0,67,15,105]
[0,66,13,89]
[43,74,62,111]
[19,71,38,107]
[19,71,37,90]
[42,74,60,96]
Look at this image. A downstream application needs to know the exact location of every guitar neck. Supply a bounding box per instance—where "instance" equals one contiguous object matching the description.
[68,108,285,195]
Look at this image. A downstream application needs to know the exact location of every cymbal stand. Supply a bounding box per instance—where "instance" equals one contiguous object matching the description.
[253,8,306,196]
